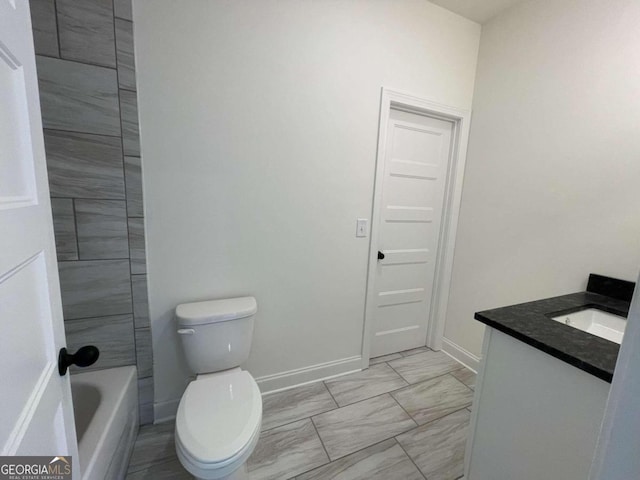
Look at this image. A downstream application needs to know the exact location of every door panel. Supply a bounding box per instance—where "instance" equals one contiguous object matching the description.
[0,0,79,471]
[382,222,433,250]
[376,263,430,291]
[378,248,430,266]
[371,108,453,357]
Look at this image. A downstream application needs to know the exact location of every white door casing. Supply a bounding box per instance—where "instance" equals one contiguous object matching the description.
[0,0,79,473]
[369,109,453,357]
[362,88,472,365]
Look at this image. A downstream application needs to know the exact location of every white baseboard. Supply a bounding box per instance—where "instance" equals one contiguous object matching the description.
[441,337,481,372]
[152,355,362,422]
[257,356,362,395]
[154,398,180,424]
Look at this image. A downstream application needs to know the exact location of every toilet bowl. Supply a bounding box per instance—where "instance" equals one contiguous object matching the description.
[174,297,261,480]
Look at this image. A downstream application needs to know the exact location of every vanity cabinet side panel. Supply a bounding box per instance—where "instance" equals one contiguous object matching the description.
[466,328,610,480]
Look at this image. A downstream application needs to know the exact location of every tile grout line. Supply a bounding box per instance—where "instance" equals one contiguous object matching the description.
[114,1,144,388]
[399,347,431,357]
[51,198,142,214]
[449,372,475,392]
[43,126,124,140]
[388,371,474,425]
[64,311,134,323]
[392,405,473,480]
[261,405,336,435]
[308,416,332,466]
[255,361,474,478]
[262,365,469,433]
[259,391,421,468]
[295,435,430,479]
[254,355,476,478]
[308,392,419,463]
[59,256,132,262]
[112,0,121,88]
[385,358,412,384]
[322,379,340,408]
[386,356,466,387]
[52,0,61,58]
[145,353,472,477]
[369,346,429,364]
[37,49,119,71]
[394,386,472,431]
[388,388,420,430]
[325,374,409,408]
[70,198,81,261]
[393,437,428,480]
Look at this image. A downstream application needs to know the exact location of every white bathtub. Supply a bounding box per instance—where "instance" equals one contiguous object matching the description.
[71,366,139,480]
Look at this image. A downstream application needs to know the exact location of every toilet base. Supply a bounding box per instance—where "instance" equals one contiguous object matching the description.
[194,463,248,480]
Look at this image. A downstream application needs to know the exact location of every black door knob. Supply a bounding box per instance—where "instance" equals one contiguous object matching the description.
[378,251,385,260]
[58,346,100,376]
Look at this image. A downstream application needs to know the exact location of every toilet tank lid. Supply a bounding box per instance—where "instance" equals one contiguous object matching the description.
[176,297,257,326]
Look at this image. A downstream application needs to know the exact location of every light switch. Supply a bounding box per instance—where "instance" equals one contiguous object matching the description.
[356,218,368,237]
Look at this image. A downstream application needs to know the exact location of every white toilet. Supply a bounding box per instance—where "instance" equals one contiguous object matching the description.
[174,296,262,480]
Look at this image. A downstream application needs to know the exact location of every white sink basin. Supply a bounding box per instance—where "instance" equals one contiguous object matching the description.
[551,308,626,344]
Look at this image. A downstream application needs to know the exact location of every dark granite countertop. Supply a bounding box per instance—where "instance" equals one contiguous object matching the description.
[475,275,634,383]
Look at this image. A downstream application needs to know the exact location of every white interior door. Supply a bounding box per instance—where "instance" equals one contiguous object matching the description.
[370,108,453,357]
[0,0,79,472]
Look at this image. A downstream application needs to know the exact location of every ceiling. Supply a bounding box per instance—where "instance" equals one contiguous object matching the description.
[429,0,526,24]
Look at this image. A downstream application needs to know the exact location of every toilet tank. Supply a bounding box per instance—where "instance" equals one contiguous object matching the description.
[176,297,257,375]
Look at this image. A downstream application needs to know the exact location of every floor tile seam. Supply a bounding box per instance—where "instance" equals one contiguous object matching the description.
[450,371,476,392]
[328,376,410,408]
[324,353,460,404]
[388,390,422,430]
[322,379,341,407]
[385,359,412,384]
[392,437,428,480]
[320,369,463,411]
[248,417,328,480]
[307,431,421,467]
[411,403,473,428]
[261,414,331,435]
[260,381,340,432]
[369,347,429,365]
[130,401,461,478]
[318,379,340,408]
[308,415,332,468]
[312,390,405,423]
[311,394,418,462]
[386,364,462,392]
[396,405,473,438]
[262,369,468,432]
[399,347,433,358]
[392,407,472,480]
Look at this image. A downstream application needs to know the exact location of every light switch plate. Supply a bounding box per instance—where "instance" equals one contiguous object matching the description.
[356,218,368,237]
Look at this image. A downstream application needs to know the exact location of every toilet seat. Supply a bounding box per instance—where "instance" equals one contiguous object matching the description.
[175,369,262,478]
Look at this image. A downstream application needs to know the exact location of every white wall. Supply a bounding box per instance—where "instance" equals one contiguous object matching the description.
[133,0,480,415]
[445,0,640,358]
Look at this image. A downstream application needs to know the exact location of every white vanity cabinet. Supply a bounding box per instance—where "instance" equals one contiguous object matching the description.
[464,327,611,480]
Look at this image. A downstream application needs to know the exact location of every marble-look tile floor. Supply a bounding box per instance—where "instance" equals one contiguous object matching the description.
[125,348,476,480]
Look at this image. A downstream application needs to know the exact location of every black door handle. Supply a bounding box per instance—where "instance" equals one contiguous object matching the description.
[58,346,100,376]
[378,251,385,260]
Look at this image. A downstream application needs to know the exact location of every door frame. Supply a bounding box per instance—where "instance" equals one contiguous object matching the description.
[361,87,472,368]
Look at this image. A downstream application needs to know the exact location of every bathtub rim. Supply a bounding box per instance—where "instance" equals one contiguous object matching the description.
[70,366,138,480]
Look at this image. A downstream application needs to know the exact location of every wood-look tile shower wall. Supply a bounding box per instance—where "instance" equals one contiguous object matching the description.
[30,0,153,424]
